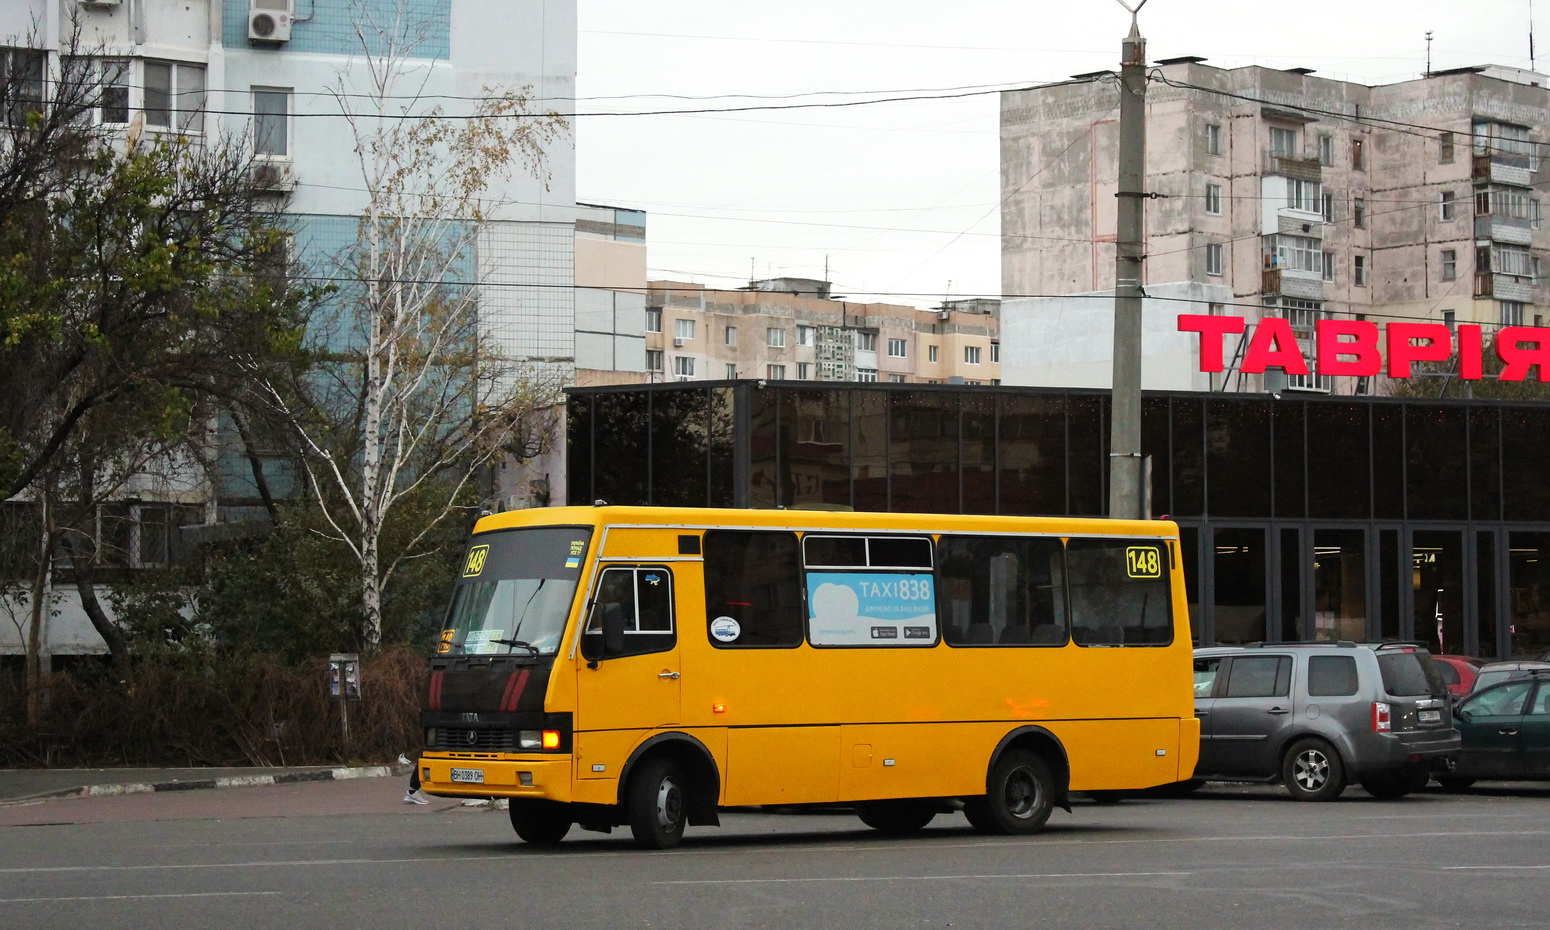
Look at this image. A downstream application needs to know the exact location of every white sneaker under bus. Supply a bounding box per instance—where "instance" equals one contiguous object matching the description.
[404,790,430,805]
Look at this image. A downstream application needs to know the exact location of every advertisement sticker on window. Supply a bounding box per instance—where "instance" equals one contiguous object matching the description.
[806,572,936,646]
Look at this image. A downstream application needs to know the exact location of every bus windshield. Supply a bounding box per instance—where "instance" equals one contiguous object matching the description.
[440,526,592,657]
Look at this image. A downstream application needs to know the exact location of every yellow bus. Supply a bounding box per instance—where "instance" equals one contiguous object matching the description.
[416,505,1199,848]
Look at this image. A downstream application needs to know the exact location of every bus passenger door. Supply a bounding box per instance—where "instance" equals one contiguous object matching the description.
[576,564,682,743]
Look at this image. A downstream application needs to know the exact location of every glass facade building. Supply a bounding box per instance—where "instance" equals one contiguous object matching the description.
[567,383,1550,659]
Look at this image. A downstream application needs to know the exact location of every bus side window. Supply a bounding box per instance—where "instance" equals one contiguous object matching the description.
[1067,539,1173,647]
[938,535,1067,647]
[583,566,676,657]
[703,530,803,648]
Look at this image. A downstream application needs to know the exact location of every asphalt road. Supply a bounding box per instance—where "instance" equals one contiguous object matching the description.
[3,779,1550,930]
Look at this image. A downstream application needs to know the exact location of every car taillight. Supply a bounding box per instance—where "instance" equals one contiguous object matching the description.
[1372,701,1392,733]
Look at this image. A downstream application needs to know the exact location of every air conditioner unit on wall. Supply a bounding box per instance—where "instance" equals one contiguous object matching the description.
[250,158,295,193]
[673,337,686,347]
[249,0,294,44]
[79,0,121,9]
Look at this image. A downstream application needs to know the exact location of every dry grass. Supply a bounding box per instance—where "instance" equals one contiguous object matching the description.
[0,645,426,767]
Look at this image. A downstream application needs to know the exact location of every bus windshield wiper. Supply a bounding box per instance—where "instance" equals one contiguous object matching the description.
[489,638,539,655]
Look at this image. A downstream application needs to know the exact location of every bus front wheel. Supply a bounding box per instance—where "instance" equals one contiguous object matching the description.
[964,750,1055,835]
[508,799,572,845]
[628,756,688,849]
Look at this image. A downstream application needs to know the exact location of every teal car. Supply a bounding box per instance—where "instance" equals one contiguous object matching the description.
[1438,671,1550,790]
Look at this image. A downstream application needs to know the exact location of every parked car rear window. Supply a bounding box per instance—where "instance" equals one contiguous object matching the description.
[1377,651,1446,698]
[1307,655,1359,696]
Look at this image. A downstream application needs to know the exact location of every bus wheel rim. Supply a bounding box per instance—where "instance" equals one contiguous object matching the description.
[1005,767,1039,818]
[656,775,683,830]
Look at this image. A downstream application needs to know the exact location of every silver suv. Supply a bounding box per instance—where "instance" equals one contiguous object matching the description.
[1193,642,1460,801]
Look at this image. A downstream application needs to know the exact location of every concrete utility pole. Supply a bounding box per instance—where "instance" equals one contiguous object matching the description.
[1108,1,1148,520]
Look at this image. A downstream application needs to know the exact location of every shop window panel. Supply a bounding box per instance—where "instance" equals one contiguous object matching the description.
[747,386,787,509]
[1307,402,1371,520]
[888,391,960,513]
[652,388,713,507]
[997,393,1066,516]
[1170,398,1204,517]
[590,392,651,506]
[1141,396,1172,518]
[962,392,997,514]
[1272,401,1306,520]
[1469,407,1501,523]
[786,388,853,511]
[1478,532,1498,660]
[565,395,595,505]
[1313,528,1366,642]
[1502,407,1550,521]
[1207,398,1272,518]
[1067,394,1104,517]
[1372,404,1405,520]
[1212,527,1268,644]
[1281,528,1303,641]
[1413,530,1464,655]
[708,388,737,508]
[1508,532,1550,658]
[850,390,889,513]
[1406,406,1467,521]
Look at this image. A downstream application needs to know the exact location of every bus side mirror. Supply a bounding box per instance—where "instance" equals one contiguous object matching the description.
[602,603,627,657]
[583,603,628,666]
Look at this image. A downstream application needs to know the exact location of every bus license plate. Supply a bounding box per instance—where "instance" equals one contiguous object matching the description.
[450,768,485,784]
[1419,710,1441,724]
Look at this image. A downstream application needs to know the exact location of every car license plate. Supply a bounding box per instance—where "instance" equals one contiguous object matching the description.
[1419,709,1441,724]
[450,767,485,784]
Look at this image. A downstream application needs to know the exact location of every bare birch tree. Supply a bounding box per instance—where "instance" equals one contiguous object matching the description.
[258,5,568,648]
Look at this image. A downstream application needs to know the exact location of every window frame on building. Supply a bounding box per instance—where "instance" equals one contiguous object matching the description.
[1269,126,1298,157]
[767,364,786,380]
[674,318,696,341]
[645,308,662,333]
[1354,254,1368,286]
[646,349,663,371]
[252,86,292,158]
[1353,197,1366,229]
[1206,122,1223,156]
[725,325,737,346]
[1205,182,1223,215]
[1439,189,1456,222]
[964,346,982,365]
[767,327,786,348]
[673,356,695,378]
[1206,242,1224,276]
[887,337,907,358]
[1441,248,1457,282]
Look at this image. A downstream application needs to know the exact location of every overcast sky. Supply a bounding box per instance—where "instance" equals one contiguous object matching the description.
[575,1,1541,308]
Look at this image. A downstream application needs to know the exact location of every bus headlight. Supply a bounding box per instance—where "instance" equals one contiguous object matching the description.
[519,730,542,750]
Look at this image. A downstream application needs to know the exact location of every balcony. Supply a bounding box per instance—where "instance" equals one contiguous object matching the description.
[1473,152,1533,188]
[1475,214,1534,245]
[1474,272,1535,301]
[1262,268,1325,299]
[1264,153,1322,182]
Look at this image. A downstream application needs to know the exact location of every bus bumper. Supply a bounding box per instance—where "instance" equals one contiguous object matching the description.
[419,755,572,802]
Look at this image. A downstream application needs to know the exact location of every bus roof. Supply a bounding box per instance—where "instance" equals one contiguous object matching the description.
[472,505,1177,539]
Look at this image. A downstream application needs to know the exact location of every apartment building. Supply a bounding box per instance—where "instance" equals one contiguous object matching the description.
[645,278,1000,386]
[0,0,621,654]
[999,58,1550,394]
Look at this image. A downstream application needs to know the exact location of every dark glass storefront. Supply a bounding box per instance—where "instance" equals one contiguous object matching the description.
[566,383,1550,659]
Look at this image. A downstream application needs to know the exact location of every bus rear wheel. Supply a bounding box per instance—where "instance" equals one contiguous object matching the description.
[628,756,687,849]
[965,750,1055,835]
[508,799,572,845]
[856,800,936,834]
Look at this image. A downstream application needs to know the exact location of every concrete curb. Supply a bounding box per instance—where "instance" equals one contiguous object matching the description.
[2,765,405,806]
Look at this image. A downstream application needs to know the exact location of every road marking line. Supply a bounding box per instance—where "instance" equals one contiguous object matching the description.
[655,871,1191,885]
[1442,865,1550,871]
[0,892,284,903]
[6,827,1550,874]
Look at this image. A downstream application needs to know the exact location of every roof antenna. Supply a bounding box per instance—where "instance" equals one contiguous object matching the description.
[1532,0,1538,71]
[1425,30,1434,76]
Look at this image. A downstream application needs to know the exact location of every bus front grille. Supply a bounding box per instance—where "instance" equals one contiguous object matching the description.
[435,728,515,751]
